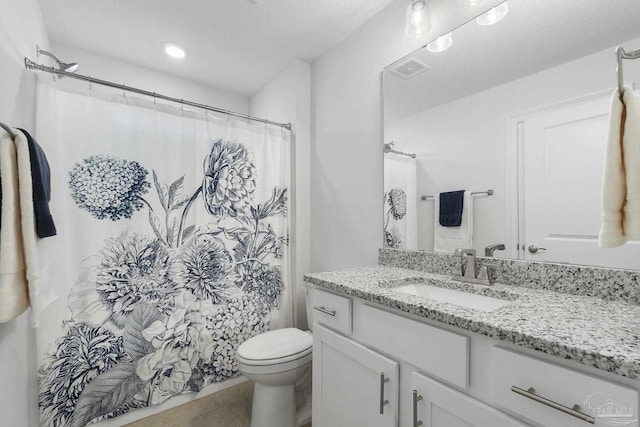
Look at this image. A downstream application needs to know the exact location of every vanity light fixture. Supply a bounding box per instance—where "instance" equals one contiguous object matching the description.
[427,32,453,53]
[405,0,431,38]
[163,42,187,59]
[476,2,509,25]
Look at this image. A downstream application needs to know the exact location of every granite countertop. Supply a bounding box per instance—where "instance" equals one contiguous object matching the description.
[304,266,640,381]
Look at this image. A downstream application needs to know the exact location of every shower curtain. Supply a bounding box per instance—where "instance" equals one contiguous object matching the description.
[384,154,417,249]
[33,82,292,427]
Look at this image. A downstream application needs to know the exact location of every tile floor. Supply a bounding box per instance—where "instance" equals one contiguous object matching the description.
[123,381,311,427]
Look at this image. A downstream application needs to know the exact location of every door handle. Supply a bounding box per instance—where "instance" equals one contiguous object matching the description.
[379,372,390,414]
[528,245,547,254]
[412,390,423,427]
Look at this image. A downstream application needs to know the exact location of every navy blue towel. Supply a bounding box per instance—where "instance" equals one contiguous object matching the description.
[439,190,464,227]
[18,128,57,238]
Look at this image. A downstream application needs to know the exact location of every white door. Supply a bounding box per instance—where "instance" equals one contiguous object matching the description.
[312,324,399,427]
[412,372,528,427]
[519,92,640,268]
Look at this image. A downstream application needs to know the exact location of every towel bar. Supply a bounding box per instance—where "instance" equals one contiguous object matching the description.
[420,189,493,201]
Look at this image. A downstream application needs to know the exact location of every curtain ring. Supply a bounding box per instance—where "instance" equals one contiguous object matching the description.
[88,76,92,91]
[152,92,156,105]
[122,83,126,98]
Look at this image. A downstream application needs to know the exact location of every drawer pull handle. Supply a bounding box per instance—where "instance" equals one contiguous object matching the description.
[511,386,595,424]
[313,306,336,316]
[412,390,423,427]
[379,372,390,414]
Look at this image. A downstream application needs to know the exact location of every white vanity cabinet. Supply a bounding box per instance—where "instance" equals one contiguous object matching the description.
[492,347,640,427]
[412,372,527,427]
[311,288,526,427]
[313,324,399,427]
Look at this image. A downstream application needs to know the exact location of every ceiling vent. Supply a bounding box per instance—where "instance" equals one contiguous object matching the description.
[390,57,430,79]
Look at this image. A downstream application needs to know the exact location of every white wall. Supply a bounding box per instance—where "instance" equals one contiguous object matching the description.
[311,1,418,272]
[0,0,50,424]
[386,36,640,255]
[250,60,312,329]
[51,43,249,114]
[310,0,504,272]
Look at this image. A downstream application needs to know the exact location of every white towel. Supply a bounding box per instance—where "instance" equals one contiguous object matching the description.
[600,88,640,247]
[13,129,56,326]
[0,129,30,322]
[433,191,473,253]
[623,89,640,239]
[0,129,56,325]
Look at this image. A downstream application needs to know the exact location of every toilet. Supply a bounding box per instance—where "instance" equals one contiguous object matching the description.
[236,293,314,427]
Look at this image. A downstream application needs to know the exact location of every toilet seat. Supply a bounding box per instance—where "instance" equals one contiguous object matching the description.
[237,328,312,367]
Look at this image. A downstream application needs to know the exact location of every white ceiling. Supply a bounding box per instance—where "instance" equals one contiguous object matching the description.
[38,0,394,96]
[384,0,640,122]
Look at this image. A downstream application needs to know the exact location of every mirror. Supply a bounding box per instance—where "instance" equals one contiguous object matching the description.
[383,0,640,269]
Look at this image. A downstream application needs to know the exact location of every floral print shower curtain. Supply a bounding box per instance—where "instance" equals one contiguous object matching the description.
[33,84,291,427]
[384,154,417,249]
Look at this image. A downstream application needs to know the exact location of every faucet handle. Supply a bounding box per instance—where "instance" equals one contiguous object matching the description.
[485,243,506,257]
[477,266,494,285]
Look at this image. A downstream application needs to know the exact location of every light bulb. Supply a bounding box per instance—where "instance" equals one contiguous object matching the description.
[458,0,481,5]
[405,0,431,38]
[163,42,187,59]
[427,32,453,53]
[476,2,509,26]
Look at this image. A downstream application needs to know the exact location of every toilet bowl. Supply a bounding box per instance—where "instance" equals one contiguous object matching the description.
[237,327,313,427]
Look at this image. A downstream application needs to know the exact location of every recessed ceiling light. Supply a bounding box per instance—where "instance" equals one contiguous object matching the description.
[163,42,187,59]
[476,2,509,26]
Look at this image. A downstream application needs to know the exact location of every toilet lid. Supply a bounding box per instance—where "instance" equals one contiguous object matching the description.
[237,328,312,362]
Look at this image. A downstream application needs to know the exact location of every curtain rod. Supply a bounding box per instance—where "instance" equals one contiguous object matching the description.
[24,58,292,131]
[385,148,416,158]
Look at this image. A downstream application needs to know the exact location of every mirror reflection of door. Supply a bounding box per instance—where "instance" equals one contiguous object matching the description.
[382,0,640,269]
[513,91,640,269]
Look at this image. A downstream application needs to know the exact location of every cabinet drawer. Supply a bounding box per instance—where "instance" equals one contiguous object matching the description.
[492,347,639,427]
[358,304,469,389]
[311,288,352,335]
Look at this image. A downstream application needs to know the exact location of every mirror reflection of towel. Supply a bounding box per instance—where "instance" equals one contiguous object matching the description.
[439,190,464,226]
[434,191,473,253]
[600,87,640,247]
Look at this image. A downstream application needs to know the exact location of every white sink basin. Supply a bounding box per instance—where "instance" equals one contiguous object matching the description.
[393,283,511,312]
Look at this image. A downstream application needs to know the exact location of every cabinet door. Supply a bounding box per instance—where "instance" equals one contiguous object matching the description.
[313,323,399,427]
[412,372,528,427]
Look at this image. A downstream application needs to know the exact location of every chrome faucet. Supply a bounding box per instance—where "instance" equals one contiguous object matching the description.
[484,243,506,257]
[453,248,493,285]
